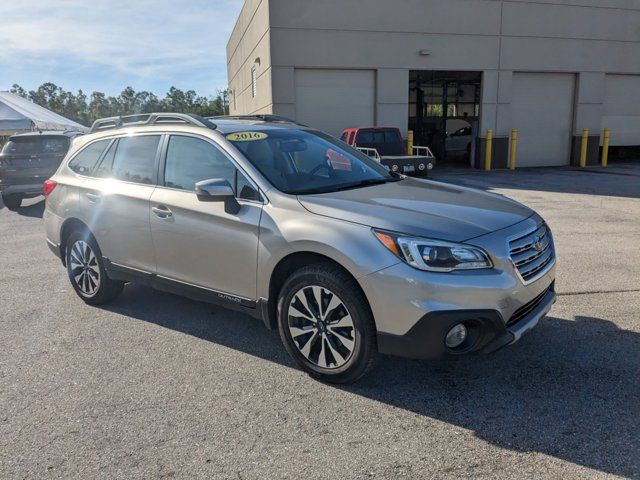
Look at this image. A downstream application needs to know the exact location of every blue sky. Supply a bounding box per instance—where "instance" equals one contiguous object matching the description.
[0,0,244,97]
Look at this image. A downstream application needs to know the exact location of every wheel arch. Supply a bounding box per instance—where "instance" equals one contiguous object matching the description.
[59,218,92,266]
[264,251,373,331]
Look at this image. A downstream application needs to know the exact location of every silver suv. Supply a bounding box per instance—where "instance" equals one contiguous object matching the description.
[44,113,556,383]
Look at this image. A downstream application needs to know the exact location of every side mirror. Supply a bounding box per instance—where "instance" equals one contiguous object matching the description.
[195,178,240,214]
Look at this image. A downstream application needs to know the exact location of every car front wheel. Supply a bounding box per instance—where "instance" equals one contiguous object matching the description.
[277,264,378,384]
[65,231,124,305]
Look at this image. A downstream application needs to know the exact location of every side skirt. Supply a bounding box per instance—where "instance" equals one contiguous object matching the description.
[103,259,265,322]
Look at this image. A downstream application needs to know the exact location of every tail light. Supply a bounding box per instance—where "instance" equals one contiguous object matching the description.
[43,179,58,199]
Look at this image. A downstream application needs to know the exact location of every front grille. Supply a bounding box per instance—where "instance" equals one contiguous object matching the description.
[508,223,555,283]
[507,283,554,327]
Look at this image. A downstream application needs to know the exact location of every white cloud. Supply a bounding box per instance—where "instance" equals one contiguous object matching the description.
[0,0,244,94]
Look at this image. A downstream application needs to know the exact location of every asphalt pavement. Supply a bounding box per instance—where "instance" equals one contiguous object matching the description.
[1,163,638,479]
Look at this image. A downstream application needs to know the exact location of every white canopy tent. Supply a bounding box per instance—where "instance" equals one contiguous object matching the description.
[0,91,88,136]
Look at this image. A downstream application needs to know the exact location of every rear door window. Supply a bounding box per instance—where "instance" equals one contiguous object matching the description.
[111,135,161,185]
[68,139,110,175]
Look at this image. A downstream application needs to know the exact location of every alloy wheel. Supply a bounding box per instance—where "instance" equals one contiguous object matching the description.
[287,285,356,369]
[69,240,101,296]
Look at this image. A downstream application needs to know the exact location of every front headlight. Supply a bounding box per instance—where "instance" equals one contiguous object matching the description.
[373,229,492,272]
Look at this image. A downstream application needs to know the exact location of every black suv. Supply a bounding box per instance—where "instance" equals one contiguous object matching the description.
[0,131,83,210]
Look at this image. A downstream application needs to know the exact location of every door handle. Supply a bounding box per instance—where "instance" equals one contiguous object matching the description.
[85,192,101,203]
[152,205,173,218]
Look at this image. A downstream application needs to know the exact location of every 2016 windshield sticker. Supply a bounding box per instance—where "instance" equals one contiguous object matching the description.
[226,132,268,141]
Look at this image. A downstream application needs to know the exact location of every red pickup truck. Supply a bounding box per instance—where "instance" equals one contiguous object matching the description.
[340,127,435,176]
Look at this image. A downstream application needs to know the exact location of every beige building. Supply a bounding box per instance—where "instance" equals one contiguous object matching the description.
[227,0,640,167]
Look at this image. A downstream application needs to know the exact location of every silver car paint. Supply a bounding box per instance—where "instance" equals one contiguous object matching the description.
[80,175,158,273]
[45,123,555,341]
[298,177,533,242]
[360,215,556,336]
[150,185,263,300]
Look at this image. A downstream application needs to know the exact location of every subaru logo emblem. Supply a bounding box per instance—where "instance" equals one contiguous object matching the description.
[532,235,544,252]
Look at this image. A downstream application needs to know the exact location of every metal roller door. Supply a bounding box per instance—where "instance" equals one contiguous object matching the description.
[512,73,575,166]
[602,74,640,146]
[295,69,375,136]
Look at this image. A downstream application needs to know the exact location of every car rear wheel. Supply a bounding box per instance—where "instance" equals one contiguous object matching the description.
[277,264,377,384]
[65,231,124,305]
[2,194,23,210]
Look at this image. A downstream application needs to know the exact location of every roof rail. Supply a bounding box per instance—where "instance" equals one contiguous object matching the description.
[89,113,217,133]
[209,114,306,126]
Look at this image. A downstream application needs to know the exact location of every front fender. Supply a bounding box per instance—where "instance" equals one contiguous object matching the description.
[256,203,400,299]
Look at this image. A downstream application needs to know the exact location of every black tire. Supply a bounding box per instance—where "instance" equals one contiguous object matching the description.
[65,230,124,305]
[277,263,377,384]
[2,194,23,210]
[415,163,429,177]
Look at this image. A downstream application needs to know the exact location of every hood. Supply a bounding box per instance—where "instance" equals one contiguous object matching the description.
[298,178,533,242]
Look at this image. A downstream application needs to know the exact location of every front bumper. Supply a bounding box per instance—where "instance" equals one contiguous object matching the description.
[360,215,556,359]
[376,285,556,359]
[379,156,435,176]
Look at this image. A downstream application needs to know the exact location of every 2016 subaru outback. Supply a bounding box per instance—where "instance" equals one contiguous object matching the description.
[44,113,556,384]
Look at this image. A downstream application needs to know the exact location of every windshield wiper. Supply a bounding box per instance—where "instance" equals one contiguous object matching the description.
[331,178,389,191]
[296,178,390,195]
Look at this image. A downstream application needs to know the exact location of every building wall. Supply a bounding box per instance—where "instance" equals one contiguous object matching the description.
[227,0,273,116]
[227,0,640,166]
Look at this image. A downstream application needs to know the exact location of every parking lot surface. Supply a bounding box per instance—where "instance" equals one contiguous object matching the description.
[1,164,639,479]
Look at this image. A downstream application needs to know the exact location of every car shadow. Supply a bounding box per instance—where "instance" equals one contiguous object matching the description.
[0,197,45,218]
[17,199,45,218]
[104,284,639,478]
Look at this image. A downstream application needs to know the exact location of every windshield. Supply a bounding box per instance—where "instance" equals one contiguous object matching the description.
[226,128,398,194]
[1,136,69,156]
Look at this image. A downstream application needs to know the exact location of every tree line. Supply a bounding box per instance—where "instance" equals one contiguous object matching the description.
[10,83,229,128]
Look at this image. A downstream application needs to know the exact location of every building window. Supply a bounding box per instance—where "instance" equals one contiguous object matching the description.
[251,66,257,98]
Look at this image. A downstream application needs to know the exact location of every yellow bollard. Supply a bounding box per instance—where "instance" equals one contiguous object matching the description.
[484,129,493,171]
[601,128,610,168]
[407,130,414,156]
[579,128,589,167]
[509,129,518,170]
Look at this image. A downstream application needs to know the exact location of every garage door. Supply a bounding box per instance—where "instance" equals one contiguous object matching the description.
[602,74,640,146]
[512,73,575,166]
[295,69,375,136]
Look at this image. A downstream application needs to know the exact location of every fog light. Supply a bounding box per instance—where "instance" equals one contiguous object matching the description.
[445,323,467,348]
[391,164,399,172]
[427,163,434,170]
[418,163,425,170]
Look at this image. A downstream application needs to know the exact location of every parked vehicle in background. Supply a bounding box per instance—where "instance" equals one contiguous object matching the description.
[445,119,473,159]
[0,131,83,210]
[44,113,556,384]
[340,127,435,176]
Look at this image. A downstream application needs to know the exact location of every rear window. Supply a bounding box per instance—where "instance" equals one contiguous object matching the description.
[1,136,69,155]
[384,130,401,143]
[356,130,399,145]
